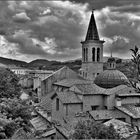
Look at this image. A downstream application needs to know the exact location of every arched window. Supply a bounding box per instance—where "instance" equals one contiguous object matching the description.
[92,48,95,62]
[97,48,100,62]
[83,48,86,62]
[86,48,88,62]
[56,98,59,111]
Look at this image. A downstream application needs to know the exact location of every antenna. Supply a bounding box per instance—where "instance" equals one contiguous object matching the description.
[110,46,113,57]
[92,9,95,14]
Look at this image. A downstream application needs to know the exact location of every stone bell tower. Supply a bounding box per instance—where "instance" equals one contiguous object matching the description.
[80,10,105,81]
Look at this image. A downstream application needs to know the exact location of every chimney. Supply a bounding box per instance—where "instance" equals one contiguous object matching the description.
[115,98,121,107]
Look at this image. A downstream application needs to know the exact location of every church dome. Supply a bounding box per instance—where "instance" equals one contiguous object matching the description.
[94,70,130,88]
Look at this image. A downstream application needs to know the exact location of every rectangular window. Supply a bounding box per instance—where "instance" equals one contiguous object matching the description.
[104,106,107,109]
[91,105,98,110]
[66,105,68,116]
[56,98,59,111]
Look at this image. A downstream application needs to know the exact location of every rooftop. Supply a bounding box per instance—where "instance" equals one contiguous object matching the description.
[54,78,91,88]
[38,91,55,113]
[116,105,140,119]
[71,83,106,95]
[104,119,136,139]
[89,110,124,121]
[56,91,82,104]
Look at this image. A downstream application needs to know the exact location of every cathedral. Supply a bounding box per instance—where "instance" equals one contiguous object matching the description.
[32,10,140,139]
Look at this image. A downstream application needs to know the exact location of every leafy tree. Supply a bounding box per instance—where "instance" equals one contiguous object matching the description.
[130,46,140,91]
[130,45,140,78]
[116,59,122,64]
[0,68,21,98]
[4,122,18,138]
[70,120,120,139]
[0,68,33,138]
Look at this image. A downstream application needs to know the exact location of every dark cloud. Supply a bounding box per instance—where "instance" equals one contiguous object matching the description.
[70,0,140,9]
[97,5,140,57]
[0,0,140,61]
[13,12,31,23]
[7,31,47,55]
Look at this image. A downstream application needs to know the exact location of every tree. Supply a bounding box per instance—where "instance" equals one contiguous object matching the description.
[0,68,33,138]
[70,120,120,139]
[116,59,122,64]
[130,45,140,78]
[130,46,140,91]
[4,122,18,138]
[0,68,21,98]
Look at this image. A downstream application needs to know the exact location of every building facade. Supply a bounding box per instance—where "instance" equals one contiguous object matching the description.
[80,10,105,80]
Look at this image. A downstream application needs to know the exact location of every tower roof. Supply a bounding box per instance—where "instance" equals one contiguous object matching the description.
[85,10,99,41]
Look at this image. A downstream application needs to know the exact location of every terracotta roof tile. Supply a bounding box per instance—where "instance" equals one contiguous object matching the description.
[89,110,124,120]
[54,78,91,88]
[104,119,136,139]
[73,84,106,95]
[39,91,55,113]
[30,116,49,131]
[56,91,82,104]
[116,105,140,118]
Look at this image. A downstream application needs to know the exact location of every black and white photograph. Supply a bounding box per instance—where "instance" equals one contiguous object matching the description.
[0,0,140,139]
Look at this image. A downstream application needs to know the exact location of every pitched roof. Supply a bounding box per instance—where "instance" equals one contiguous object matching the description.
[116,105,140,118]
[72,83,106,95]
[104,119,136,139]
[30,116,50,131]
[85,10,99,41]
[117,93,140,97]
[42,66,84,94]
[54,78,91,88]
[105,85,129,95]
[38,91,55,113]
[12,128,28,139]
[56,91,82,104]
[89,110,124,120]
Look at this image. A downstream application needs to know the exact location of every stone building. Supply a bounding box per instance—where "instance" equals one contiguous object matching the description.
[35,10,140,138]
[80,10,105,81]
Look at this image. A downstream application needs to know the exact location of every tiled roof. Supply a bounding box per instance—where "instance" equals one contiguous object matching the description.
[105,85,130,95]
[117,93,140,97]
[56,91,82,104]
[41,128,56,138]
[53,78,91,88]
[55,125,71,139]
[30,116,50,131]
[104,119,136,139]
[89,110,124,120]
[116,105,140,118]
[39,91,55,113]
[12,128,29,139]
[73,83,106,95]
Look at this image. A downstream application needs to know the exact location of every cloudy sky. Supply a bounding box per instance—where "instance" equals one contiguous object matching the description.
[0,0,140,62]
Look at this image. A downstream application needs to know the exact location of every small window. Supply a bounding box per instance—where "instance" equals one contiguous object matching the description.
[66,105,68,116]
[97,48,100,62]
[92,48,95,62]
[104,106,107,109]
[85,72,87,78]
[56,98,59,111]
[91,105,98,110]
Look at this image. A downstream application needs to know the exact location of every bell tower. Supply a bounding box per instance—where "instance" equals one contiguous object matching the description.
[80,10,105,81]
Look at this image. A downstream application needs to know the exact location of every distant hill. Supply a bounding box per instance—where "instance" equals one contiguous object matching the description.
[103,56,131,62]
[0,57,27,67]
[0,56,131,71]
